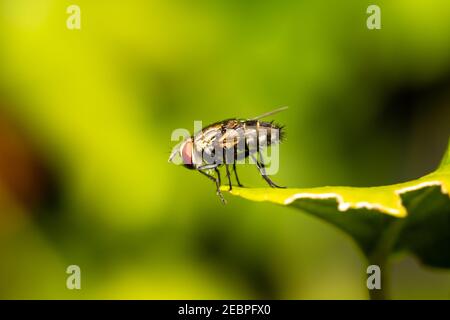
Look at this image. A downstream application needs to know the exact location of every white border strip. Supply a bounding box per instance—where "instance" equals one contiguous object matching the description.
[283,180,448,217]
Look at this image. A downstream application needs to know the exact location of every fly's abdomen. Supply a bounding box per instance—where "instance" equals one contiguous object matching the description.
[227,120,284,163]
[242,120,284,148]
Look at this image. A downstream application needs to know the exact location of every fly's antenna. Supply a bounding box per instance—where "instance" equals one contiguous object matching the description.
[250,106,289,120]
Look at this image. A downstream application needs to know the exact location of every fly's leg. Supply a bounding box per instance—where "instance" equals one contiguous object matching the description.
[198,168,226,204]
[214,167,222,186]
[198,164,219,171]
[225,164,233,191]
[257,161,285,188]
[215,167,226,203]
[223,146,233,190]
[251,153,285,188]
[233,163,244,187]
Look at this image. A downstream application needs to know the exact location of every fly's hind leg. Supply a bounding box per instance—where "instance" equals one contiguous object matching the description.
[251,153,285,188]
[233,163,244,187]
[198,167,226,204]
[225,164,233,191]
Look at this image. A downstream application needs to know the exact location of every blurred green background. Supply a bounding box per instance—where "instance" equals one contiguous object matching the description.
[0,0,449,299]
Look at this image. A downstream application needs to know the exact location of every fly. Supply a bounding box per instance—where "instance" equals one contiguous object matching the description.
[169,106,288,204]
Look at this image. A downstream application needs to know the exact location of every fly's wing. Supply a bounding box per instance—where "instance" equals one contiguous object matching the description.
[217,127,242,149]
[193,120,247,163]
[217,121,263,161]
[194,121,241,150]
[193,123,220,151]
[217,123,250,162]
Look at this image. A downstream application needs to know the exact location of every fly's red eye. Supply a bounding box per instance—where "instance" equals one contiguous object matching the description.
[182,141,193,165]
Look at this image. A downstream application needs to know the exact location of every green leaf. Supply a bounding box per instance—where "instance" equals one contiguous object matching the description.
[222,139,450,269]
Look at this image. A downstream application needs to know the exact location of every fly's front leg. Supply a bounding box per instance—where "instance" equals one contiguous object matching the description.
[251,153,285,188]
[198,168,226,204]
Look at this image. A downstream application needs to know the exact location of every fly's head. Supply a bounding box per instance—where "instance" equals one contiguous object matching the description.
[168,137,196,170]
